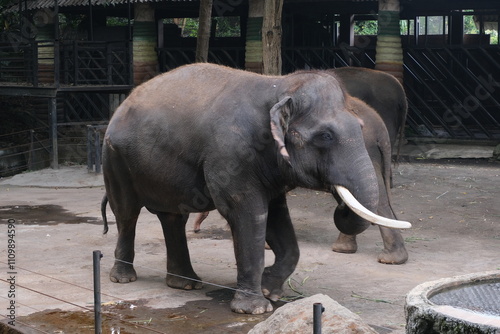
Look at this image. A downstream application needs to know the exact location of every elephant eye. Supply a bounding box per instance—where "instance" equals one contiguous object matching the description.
[313,131,335,147]
[319,132,333,141]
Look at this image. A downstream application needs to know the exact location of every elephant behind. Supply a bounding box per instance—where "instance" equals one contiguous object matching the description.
[102,63,409,315]
[331,67,408,157]
[333,96,409,264]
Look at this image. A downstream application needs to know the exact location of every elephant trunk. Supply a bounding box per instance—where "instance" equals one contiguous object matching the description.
[332,157,411,234]
[333,155,379,235]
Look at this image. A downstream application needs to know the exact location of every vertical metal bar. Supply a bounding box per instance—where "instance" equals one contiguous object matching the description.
[28,129,34,170]
[87,125,93,172]
[106,43,112,85]
[313,303,324,334]
[93,250,102,334]
[89,0,94,41]
[414,16,419,45]
[95,129,101,173]
[33,42,39,86]
[74,40,78,85]
[49,97,58,169]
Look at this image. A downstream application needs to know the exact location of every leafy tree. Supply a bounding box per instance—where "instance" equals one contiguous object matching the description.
[214,17,240,37]
[0,0,19,34]
[354,20,377,35]
[463,15,479,34]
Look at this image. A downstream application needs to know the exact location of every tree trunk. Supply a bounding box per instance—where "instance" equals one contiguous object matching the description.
[262,0,284,75]
[196,0,213,63]
[374,0,404,83]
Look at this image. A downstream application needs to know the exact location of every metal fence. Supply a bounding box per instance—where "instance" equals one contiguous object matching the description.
[281,44,500,140]
[282,46,376,72]
[0,40,132,86]
[157,46,245,72]
[0,127,51,177]
[403,45,500,140]
[0,124,109,177]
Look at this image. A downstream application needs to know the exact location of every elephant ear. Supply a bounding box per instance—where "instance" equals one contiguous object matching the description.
[270,96,292,166]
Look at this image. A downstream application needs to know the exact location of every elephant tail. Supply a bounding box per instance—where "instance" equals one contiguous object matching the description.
[101,194,109,234]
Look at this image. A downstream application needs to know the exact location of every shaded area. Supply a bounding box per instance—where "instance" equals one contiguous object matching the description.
[0,204,100,225]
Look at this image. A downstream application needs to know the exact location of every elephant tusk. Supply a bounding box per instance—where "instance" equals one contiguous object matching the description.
[334,185,412,229]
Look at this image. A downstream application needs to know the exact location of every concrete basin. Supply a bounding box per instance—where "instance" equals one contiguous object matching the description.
[405,271,500,334]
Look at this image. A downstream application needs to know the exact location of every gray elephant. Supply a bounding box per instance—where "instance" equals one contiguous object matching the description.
[331,67,407,154]
[327,67,409,264]
[332,96,408,264]
[193,67,409,264]
[102,63,409,314]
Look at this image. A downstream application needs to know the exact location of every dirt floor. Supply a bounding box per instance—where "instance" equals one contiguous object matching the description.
[0,157,499,333]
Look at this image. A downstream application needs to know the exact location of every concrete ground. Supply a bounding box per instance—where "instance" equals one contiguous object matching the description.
[0,143,499,333]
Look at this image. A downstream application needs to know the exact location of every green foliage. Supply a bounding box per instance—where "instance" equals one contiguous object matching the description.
[486,29,498,44]
[214,17,240,37]
[463,15,479,34]
[163,17,240,38]
[0,0,19,34]
[107,17,130,27]
[354,20,377,35]
[182,18,199,37]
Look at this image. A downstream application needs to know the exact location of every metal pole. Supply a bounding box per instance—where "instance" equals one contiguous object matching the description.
[87,125,93,172]
[28,129,34,170]
[49,97,58,169]
[93,250,103,334]
[313,302,325,334]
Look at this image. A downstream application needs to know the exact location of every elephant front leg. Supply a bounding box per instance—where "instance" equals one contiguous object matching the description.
[225,208,273,314]
[158,212,202,290]
[377,226,408,264]
[263,195,300,302]
[331,232,358,254]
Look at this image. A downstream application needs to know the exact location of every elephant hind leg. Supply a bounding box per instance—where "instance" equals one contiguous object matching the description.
[158,212,202,290]
[377,226,408,264]
[110,209,141,283]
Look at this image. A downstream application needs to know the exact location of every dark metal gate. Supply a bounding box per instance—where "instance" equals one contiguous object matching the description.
[403,45,500,140]
[281,44,500,140]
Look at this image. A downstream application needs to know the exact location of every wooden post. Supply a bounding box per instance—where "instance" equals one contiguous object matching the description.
[338,14,354,47]
[262,0,284,75]
[196,0,213,63]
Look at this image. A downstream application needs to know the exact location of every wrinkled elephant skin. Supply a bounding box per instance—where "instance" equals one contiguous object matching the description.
[102,64,380,314]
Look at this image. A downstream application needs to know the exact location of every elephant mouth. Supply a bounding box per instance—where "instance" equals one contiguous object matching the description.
[333,185,411,229]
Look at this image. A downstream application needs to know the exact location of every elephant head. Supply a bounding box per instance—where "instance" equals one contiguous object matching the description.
[269,71,410,233]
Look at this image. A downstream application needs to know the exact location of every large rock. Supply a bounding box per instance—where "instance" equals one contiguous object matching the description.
[248,294,377,334]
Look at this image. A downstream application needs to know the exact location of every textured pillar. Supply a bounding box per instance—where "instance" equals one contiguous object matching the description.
[34,9,56,84]
[245,0,264,73]
[374,0,404,83]
[133,3,158,85]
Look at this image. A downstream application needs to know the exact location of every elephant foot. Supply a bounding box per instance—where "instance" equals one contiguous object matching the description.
[110,262,137,283]
[261,268,284,302]
[231,290,273,314]
[377,247,408,265]
[331,233,358,254]
[166,273,203,290]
